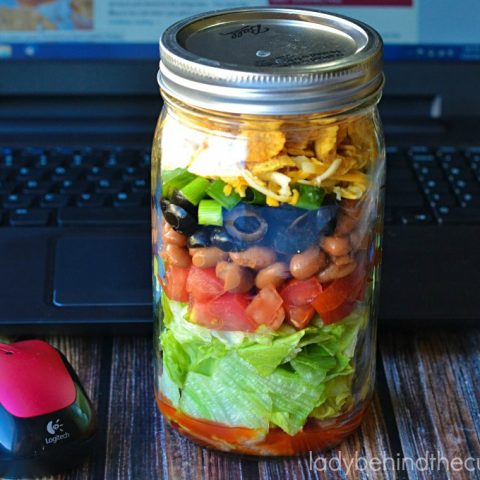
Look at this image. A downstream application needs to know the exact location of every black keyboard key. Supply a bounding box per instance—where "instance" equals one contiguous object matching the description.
[40,193,70,208]
[22,179,52,195]
[69,154,97,168]
[460,193,480,207]
[9,208,50,226]
[435,206,480,224]
[86,166,101,181]
[35,155,64,169]
[113,192,146,207]
[16,166,40,181]
[81,149,106,164]
[464,146,480,156]
[451,179,480,194]
[414,164,445,182]
[425,191,457,207]
[58,207,149,226]
[122,166,149,181]
[0,154,14,168]
[398,208,433,225]
[76,193,107,207]
[409,146,431,154]
[59,180,89,195]
[386,192,425,208]
[410,153,436,162]
[95,179,123,194]
[51,166,81,182]
[130,179,149,192]
[0,180,14,195]
[422,179,451,193]
[3,194,34,209]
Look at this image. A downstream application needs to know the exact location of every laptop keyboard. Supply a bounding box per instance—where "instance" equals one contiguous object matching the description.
[0,147,151,226]
[1,145,480,227]
[386,145,480,224]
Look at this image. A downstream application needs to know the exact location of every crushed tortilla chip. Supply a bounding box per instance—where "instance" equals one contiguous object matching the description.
[243,128,286,165]
[250,155,296,175]
[314,125,339,161]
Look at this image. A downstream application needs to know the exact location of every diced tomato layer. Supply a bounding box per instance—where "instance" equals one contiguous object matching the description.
[320,300,357,325]
[246,285,285,331]
[186,266,224,302]
[280,277,322,329]
[280,277,322,307]
[156,394,368,456]
[191,292,258,332]
[312,262,368,324]
[163,265,190,302]
[286,305,316,329]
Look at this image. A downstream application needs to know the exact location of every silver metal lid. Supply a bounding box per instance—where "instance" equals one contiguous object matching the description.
[159,7,383,115]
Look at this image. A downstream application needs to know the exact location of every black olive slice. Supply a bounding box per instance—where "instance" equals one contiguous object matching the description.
[170,190,197,216]
[210,228,245,252]
[224,207,268,243]
[163,202,198,236]
[187,228,211,249]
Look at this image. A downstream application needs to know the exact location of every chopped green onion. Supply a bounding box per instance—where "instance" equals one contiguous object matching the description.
[206,180,241,210]
[244,187,266,205]
[292,183,325,210]
[198,200,223,226]
[163,168,196,190]
[180,177,211,205]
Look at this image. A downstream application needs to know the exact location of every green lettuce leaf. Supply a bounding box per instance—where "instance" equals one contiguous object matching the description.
[158,294,368,435]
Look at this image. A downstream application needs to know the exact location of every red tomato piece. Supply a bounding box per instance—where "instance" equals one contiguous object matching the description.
[191,293,258,332]
[286,305,316,330]
[163,265,190,302]
[186,266,224,302]
[312,263,369,324]
[320,300,356,325]
[246,285,285,331]
[280,277,322,307]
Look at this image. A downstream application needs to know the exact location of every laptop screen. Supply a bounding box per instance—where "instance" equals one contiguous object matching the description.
[0,0,478,62]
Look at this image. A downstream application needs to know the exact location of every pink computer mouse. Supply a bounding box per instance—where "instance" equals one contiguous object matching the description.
[0,340,96,479]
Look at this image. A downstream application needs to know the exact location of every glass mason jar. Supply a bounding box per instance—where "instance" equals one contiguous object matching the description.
[152,8,385,456]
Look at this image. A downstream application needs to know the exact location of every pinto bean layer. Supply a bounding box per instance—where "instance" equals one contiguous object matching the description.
[317,260,357,283]
[290,247,327,280]
[255,262,291,290]
[230,247,276,270]
[216,261,254,293]
[321,235,352,257]
[191,247,228,268]
[164,244,191,268]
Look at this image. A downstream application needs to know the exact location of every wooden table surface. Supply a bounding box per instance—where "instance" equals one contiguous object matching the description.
[41,329,480,480]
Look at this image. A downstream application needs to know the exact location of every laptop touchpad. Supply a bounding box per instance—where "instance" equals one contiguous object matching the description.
[53,235,152,307]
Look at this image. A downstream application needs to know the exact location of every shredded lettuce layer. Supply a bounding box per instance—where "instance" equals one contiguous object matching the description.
[159,292,368,436]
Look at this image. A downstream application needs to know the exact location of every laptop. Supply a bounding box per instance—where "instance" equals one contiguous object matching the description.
[0,1,479,334]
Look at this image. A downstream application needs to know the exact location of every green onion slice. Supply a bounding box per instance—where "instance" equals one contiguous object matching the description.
[198,200,224,226]
[206,180,241,210]
[243,187,267,205]
[180,177,211,205]
[293,183,325,210]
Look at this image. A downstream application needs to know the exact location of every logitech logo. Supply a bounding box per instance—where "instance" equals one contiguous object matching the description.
[46,419,63,435]
[45,419,70,445]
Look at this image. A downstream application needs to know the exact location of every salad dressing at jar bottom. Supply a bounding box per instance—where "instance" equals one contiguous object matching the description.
[152,7,385,456]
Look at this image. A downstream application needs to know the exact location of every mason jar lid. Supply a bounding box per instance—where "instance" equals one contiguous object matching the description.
[159,7,383,115]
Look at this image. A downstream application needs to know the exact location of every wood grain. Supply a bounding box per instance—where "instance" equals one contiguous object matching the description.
[381,330,480,480]
[42,336,396,480]
[41,331,480,480]
[45,336,105,480]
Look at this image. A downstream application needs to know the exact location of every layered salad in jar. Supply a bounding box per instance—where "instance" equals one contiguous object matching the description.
[152,106,384,455]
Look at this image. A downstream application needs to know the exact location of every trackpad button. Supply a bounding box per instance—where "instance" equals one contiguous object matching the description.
[53,235,152,307]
